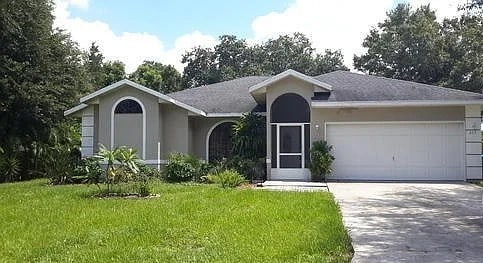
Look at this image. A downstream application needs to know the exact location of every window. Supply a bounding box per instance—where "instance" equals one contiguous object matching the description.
[208,122,235,162]
[270,93,310,123]
[114,99,143,114]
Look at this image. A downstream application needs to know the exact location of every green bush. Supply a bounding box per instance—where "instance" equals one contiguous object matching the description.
[0,154,20,183]
[163,153,209,182]
[74,157,104,184]
[212,156,266,182]
[310,140,335,182]
[208,169,246,188]
[232,113,266,160]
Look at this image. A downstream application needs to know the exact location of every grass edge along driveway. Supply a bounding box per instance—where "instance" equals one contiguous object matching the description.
[0,180,352,262]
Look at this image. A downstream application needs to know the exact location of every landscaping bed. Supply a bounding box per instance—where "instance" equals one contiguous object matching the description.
[0,179,352,262]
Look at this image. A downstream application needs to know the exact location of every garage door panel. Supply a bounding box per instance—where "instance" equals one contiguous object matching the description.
[326,122,464,181]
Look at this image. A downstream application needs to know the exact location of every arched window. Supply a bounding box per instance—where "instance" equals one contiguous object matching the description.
[111,97,145,159]
[270,93,310,123]
[114,99,143,114]
[207,121,235,162]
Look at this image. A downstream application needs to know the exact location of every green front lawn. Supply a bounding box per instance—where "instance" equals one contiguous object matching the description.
[0,180,352,262]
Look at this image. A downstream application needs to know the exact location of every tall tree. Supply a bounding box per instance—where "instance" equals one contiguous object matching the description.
[354,4,447,84]
[82,43,126,91]
[181,33,347,88]
[354,3,483,93]
[0,0,87,149]
[442,15,483,92]
[130,61,182,93]
[85,42,104,89]
[101,60,126,87]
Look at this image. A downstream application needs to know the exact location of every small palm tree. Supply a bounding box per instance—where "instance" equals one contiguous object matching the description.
[96,145,141,193]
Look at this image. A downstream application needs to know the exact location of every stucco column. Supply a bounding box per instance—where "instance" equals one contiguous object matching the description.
[81,106,95,157]
[464,105,482,180]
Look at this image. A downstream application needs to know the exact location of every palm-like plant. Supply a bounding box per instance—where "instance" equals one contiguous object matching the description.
[96,145,141,193]
[232,113,266,160]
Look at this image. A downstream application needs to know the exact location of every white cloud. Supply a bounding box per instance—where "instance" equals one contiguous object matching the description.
[409,0,463,19]
[54,0,463,73]
[53,0,217,73]
[251,0,463,69]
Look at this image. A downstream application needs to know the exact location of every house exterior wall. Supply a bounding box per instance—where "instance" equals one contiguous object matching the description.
[161,104,189,158]
[464,105,482,180]
[190,117,238,160]
[311,106,465,141]
[97,85,159,160]
[81,105,95,157]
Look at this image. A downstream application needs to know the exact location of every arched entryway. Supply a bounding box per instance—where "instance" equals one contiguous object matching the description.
[270,93,311,180]
[206,121,236,162]
[111,97,146,158]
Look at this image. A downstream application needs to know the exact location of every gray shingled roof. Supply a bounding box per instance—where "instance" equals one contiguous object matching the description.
[315,71,483,102]
[168,76,269,113]
[168,71,483,114]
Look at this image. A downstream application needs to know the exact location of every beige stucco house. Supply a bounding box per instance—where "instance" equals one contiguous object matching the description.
[65,69,483,181]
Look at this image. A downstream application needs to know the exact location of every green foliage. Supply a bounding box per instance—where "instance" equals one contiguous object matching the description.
[163,153,209,182]
[0,154,20,183]
[101,60,126,87]
[0,0,88,147]
[95,145,142,193]
[211,156,266,182]
[207,169,246,188]
[74,157,104,185]
[0,0,89,181]
[130,61,182,93]
[310,141,335,181]
[83,42,126,91]
[354,3,483,93]
[42,122,81,184]
[182,33,348,88]
[232,113,266,160]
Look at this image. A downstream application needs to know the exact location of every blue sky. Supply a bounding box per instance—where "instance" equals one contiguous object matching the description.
[55,0,461,72]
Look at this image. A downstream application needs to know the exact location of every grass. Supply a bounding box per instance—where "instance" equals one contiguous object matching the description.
[0,180,353,262]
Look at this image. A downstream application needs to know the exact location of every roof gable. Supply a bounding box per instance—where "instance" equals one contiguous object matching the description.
[65,79,205,116]
[248,69,332,94]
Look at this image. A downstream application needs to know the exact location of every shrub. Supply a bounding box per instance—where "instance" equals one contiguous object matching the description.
[212,156,266,182]
[95,145,142,193]
[310,140,335,181]
[0,154,20,183]
[208,169,246,188]
[74,157,104,185]
[163,153,209,182]
[232,113,266,160]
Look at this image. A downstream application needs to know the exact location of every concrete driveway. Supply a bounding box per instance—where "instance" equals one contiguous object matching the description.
[328,182,483,263]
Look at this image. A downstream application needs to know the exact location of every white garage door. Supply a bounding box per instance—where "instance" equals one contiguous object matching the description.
[326,122,465,181]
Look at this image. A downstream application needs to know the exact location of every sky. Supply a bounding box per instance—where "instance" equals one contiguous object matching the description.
[53,0,464,73]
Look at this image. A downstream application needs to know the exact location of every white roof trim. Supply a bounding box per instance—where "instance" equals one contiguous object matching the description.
[206,113,244,117]
[79,79,206,116]
[248,69,332,93]
[64,103,88,116]
[312,100,483,108]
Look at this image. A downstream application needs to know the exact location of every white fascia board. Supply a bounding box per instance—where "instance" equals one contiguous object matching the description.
[206,113,243,117]
[311,100,483,108]
[205,112,266,117]
[79,79,206,116]
[64,103,88,116]
[248,69,332,93]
